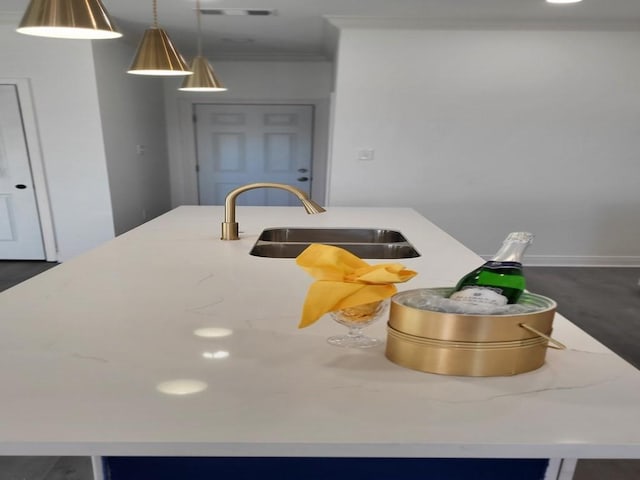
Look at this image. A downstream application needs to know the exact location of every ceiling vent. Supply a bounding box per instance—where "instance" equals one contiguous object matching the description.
[200,8,277,16]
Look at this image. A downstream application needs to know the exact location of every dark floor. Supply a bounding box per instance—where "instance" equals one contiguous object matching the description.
[0,457,92,480]
[0,262,639,479]
[0,260,58,292]
[526,267,640,370]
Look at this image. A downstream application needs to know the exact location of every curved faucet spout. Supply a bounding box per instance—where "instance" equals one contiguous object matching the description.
[221,182,326,240]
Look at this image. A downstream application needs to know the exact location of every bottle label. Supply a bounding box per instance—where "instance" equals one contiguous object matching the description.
[449,287,509,306]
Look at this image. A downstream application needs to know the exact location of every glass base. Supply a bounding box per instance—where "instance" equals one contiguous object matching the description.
[326,333,382,348]
[327,299,389,349]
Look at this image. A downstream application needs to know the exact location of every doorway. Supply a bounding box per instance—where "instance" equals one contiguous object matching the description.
[194,104,314,206]
[0,84,45,260]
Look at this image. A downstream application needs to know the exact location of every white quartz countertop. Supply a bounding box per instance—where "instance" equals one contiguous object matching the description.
[1,206,639,458]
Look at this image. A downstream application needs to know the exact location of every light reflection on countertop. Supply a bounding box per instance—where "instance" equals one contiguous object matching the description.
[202,350,230,360]
[156,379,208,395]
[193,327,234,338]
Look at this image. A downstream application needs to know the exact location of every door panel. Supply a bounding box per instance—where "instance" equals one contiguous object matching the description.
[0,85,45,260]
[196,104,313,206]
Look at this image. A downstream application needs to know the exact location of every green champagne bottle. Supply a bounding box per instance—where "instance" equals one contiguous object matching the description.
[449,232,534,306]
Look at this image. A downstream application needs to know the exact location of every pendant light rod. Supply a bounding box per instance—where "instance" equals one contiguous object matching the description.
[196,0,203,56]
[153,0,159,28]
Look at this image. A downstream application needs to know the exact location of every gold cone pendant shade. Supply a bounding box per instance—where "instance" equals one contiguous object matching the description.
[128,28,192,76]
[17,0,122,39]
[179,56,227,92]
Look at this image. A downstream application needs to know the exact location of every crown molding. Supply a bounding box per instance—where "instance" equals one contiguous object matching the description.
[208,51,330,62]
[325,15,640,32]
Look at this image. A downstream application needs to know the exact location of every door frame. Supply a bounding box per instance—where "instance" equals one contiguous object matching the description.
[1,79,57,261]
[168,97,330,208]
[194,103,315,206]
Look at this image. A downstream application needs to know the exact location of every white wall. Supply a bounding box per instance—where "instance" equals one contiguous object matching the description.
[92,41,172,235]
[0,19,115,261]
[330,28,640,265]
[163,61,333,207]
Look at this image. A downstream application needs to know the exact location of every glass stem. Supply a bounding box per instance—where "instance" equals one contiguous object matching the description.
[347,326,364,338]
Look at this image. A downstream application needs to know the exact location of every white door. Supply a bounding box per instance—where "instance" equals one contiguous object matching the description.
[0,85,45,260]
[195,104,314,206]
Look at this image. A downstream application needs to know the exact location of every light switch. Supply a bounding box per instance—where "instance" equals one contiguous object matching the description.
[357,149,375,161]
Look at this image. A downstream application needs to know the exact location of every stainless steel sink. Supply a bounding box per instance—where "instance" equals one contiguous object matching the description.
[256,227,409,244]
[250,227,420,259]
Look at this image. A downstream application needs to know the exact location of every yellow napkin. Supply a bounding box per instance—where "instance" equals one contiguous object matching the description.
[296,244,418,328]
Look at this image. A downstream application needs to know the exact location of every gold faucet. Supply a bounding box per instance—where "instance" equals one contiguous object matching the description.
[221,182,326,240]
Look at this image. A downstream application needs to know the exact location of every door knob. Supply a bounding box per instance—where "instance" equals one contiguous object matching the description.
[297,176,309,182]
[15,184,27,189]
[297,168,308,173]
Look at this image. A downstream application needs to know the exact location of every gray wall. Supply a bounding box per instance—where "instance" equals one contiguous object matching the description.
[0,20,115,261]
[93,41,172,236]
[330,28,640,266]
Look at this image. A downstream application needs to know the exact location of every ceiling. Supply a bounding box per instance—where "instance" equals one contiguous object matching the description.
[5,0,640,60]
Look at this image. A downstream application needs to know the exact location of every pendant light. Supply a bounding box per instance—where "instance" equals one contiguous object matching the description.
[179,0,227,92]
[16,0,122,39]
[128,0,192,76]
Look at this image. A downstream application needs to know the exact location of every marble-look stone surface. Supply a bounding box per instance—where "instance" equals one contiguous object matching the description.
[0,206,639,459]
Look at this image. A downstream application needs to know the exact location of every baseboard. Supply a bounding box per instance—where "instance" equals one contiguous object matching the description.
[481,255,640,267]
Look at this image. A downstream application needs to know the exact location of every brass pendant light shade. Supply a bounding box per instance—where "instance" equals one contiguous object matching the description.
[178,0,226,92]
[128,28,192,76]
[17,0,122,39]
[128,0,192,76]
[179,56,227,92]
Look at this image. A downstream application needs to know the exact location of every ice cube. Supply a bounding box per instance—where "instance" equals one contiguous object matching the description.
[400,290,542,315]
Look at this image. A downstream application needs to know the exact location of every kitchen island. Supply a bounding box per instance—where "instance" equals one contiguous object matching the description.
[1,206,639,479]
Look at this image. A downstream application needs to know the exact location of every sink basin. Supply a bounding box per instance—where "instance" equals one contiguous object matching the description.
[250,242,420,259]
[256,227,409,244]
[249,227,420,259]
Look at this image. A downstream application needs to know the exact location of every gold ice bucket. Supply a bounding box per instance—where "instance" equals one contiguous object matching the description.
[385,287,564,377]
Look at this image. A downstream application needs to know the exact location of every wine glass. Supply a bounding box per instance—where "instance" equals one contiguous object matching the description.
[327,299,389,348]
